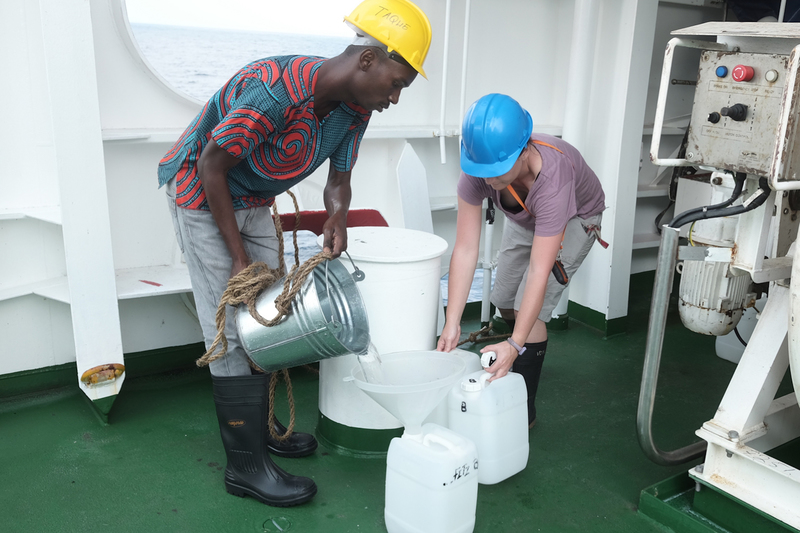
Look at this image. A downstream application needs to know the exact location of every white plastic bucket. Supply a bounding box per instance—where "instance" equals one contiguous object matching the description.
[317,227,448,455]
[448,370,529,485]
[385,423,478,533]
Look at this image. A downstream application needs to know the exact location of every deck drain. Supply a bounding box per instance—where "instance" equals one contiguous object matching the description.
[262,516,291,532]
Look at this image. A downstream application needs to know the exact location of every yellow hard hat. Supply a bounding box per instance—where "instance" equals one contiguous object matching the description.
[345,0,432,79]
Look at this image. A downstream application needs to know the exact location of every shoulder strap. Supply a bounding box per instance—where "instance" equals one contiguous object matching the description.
[531,139,565,155]
[505,185,532,216]
[504,139,569,216]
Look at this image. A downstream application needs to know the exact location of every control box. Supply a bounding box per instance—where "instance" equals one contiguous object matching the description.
[685,51,788,176]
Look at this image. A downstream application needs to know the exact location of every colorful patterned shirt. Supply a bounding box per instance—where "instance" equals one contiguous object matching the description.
[158,55,371,210]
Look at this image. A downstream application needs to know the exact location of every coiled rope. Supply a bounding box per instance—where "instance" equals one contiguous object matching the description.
[196,190,328,441]
[456,322,510,347]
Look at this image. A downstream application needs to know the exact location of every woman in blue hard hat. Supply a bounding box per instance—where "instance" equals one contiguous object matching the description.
[437,93,606,428]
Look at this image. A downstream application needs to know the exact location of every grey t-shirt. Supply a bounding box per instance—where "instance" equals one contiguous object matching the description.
[457,133,605,237]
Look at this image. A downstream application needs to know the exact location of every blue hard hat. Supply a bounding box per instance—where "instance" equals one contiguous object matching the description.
[460,94,533,178]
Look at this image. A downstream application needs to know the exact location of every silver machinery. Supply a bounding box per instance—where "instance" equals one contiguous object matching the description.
[639,22,800,529]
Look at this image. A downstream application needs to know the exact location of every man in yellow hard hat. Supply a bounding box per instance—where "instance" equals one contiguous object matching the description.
[157,0,431,507]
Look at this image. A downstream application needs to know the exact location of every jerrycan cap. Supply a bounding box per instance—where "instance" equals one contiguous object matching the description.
[461,372,490,392]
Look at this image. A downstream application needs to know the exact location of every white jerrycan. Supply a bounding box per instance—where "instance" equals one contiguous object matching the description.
[384,423,478,533]
[448,370,529,484]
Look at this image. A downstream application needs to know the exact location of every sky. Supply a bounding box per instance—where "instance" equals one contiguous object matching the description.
[125,0,357,36]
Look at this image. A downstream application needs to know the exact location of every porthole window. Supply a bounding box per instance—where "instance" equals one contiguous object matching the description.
[125,0,354,101]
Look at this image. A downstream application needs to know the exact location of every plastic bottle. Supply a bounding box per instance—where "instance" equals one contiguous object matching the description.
[447,370,529,485]
[424,348,483,428]
[384,423,478,533]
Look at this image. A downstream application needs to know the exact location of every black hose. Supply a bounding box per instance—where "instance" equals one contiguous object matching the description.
[654,200,674,235]
[667,172,746,228]
[734,327,748,347]
[669,176,769,229]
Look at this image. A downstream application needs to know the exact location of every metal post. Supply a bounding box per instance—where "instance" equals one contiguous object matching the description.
[480,198,495,325]
[636,225,707,465]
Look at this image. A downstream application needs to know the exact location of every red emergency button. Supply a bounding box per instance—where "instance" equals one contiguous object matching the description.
[732,65,755,82]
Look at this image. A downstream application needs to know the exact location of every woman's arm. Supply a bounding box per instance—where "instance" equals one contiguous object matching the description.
[483,229,563,380]
[437,197,483,352]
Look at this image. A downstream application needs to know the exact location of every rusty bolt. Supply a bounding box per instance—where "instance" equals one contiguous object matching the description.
[712,177,722,185]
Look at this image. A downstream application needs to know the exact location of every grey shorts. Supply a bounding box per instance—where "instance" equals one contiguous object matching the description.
[490,213,602,322]
[166,179,281,377]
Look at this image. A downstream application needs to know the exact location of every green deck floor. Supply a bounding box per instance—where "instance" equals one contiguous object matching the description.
[0,273,779,532]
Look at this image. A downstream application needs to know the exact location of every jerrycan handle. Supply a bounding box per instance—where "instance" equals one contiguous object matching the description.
[422,432,457,451]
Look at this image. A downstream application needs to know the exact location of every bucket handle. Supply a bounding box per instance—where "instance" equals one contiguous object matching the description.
[323,251,365,330]
[342,250,365,282]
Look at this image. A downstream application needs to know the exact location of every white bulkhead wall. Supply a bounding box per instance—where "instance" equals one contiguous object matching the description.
[1,0,691,378]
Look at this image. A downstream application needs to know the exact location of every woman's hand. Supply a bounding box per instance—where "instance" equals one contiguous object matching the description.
[436,321,461,352]
[481,340,519,381]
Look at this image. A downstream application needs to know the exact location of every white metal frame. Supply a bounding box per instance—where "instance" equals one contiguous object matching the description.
[693,283,800,529]
[650,37,730,167]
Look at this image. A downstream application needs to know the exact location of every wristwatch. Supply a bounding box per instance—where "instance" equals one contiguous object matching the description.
[506,338,527,355]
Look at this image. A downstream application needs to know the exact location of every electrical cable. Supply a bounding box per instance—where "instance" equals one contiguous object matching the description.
[734,327,747,347]
[669,176,769,229]
[667,171,746,228]
[654,200,674,235]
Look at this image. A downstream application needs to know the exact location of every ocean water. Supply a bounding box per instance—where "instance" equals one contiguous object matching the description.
[130,23,351,101]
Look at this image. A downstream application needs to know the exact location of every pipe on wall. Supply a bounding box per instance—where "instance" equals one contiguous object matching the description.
[458,0,472,147]
[438,0,452,164]
[562,0,600,150]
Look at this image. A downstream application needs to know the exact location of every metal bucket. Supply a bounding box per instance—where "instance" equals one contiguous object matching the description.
[235,258,369,372]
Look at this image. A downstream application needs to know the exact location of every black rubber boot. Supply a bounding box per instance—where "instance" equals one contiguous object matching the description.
[264,397,318,458]
[512,340,547,428]
[258,371,318,458]
[212,374,317,507]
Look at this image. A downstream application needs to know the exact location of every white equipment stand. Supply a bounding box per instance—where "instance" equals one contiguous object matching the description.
[642,22,800,529]
[694,279,800,529]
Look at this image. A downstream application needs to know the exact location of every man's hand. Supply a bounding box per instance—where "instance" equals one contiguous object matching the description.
[322,167,353,259]
[436,321,462,352]
[481,340,519,382]
[322,211,348,258]
[230,257,252,278]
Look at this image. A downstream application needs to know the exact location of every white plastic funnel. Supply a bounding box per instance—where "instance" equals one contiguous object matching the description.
[351,351,466,435]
